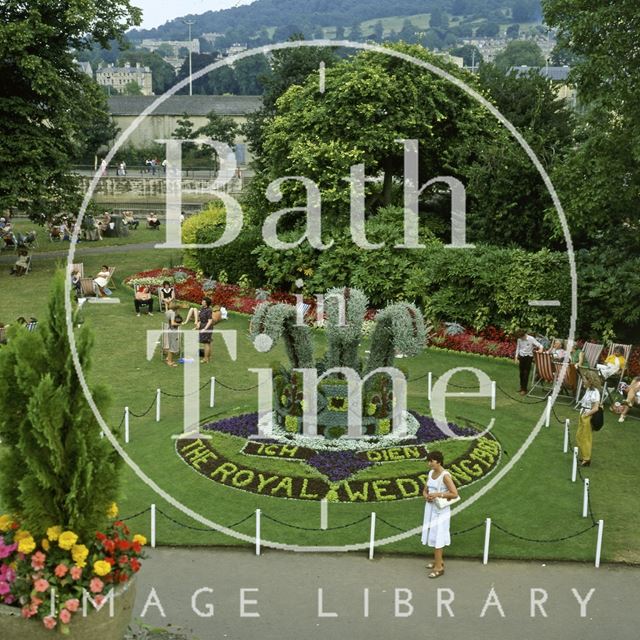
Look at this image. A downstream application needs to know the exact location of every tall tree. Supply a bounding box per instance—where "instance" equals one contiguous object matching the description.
[494,40,546,70]
[543,0,640,250]
[0,1,141,220]
[0,271,120,539]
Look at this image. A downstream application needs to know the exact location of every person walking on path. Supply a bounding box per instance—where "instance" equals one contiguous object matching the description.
[421,451,458,579]
[577,376,601,467]
[514,329,543,395]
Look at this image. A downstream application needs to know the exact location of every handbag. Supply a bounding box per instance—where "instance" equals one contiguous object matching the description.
[435,495,461,510]
[432,471,461,510]
[591,406,604,431]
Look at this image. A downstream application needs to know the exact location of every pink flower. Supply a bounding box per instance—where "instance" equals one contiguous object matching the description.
[64,598,80,613]
[34,578,49,592]
[70,566,82,580]
[0,536,17,559]
[31,551,46,570]
[0,581,10,595]
[59,608,71,624]
[89,577,104,593]
[43,616,57,630]
[54,563,69,578]
[94,594,105,606]
[21,606,35,619]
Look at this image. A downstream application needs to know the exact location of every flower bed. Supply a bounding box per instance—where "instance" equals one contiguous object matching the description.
[124,269,639,375]
[0,506,145,633]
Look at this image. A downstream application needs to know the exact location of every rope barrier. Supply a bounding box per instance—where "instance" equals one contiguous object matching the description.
[128,396,157,419]
[160,379,210,398]
[451,521,486,536]
[492,521,597,544]
[119,507,152,522]
[262,513,371,532]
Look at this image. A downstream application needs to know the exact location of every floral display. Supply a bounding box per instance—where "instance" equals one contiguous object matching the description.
[202,411,478,480]
[0,506,145,633]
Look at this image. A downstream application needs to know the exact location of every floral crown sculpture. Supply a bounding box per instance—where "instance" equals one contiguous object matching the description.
[250,287,427,439]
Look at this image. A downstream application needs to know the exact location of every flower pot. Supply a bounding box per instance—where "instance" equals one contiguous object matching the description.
[0,578,136,639]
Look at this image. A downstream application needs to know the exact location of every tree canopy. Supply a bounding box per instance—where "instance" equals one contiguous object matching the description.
[0,0,141,218]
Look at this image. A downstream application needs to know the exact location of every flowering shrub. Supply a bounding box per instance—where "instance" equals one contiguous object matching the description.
[432,327,514,358]
[0,506,145,633]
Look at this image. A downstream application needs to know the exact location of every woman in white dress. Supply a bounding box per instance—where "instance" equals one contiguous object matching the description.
[421,450,458,578]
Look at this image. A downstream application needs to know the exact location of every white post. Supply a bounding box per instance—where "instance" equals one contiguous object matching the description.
[491,380,496,411]
[124,407,130,444]
[563,419,569,453]
[427,372,432,402]
[156,388,161,423]
[545,397,552,427]
[210,377,216,408]
[320,498,328,531]
[483,517,491,565]
[369,512,376,560]
[571,447,578,482]
[594,519,604,568]
[150,504,156,548]
[582,478,590,518]
[255,509,261,556]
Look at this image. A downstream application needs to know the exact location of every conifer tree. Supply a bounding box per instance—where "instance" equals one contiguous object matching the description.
[0,270,121,538]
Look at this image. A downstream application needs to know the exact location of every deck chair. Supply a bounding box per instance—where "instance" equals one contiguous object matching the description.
[79,277,98,297]
[26,320,38,332]
[107,266,117,289]
[69,263,84,278]
[575,341,604,400]
[2,233,17,251]
[0,325,6,344]
[528,350,556,398]
[601,342,632,404]
[554,361,578,403]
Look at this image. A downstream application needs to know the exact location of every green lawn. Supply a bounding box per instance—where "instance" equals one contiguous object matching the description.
[1,247,638,564]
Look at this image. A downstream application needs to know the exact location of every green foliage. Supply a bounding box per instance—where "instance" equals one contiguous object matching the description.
[493,40,546,70]
[543,0,640,254]
[0,271,121,538]
[181,202,227,270]
[0,0,140,220]
[403,244,571,336]
[181,205,263,284]
[122,80,143,95]
[325,288,368,370]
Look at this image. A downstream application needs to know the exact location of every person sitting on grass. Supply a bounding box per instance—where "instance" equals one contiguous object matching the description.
[93,265,112,297]
[618,376,640,423]
[10,250,30,276]
[596,346,625,380]
[147,212,161,229]
[134,284,153,316]
[122,211,139,230]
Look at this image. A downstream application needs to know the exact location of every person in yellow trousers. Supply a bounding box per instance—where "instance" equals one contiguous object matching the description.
[577,375,601,467]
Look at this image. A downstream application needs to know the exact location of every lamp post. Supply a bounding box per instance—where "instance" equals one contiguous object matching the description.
[183,19,195,96]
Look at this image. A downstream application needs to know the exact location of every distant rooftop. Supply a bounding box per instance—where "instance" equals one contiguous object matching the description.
[108,95,263,117]
[510,65,571,81]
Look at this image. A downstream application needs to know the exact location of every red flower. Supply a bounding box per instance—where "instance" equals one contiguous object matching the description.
[130,558,141,573]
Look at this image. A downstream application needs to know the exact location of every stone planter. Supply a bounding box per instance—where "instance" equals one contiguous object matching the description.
[0,578,136,639]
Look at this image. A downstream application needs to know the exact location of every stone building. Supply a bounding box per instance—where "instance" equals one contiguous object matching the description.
[107,95,263,166]
[97,63,154,96]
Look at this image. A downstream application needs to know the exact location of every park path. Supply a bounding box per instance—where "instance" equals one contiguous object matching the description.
[128,547,638,640]
[0,241,157,265]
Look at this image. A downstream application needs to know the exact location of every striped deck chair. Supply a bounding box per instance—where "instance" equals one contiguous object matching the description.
[107,266,117,289]
[528,350,556,398]
[601,343,632,404]
[575,341,604,401]
[79,277,97,297]
[554,360,578,403]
